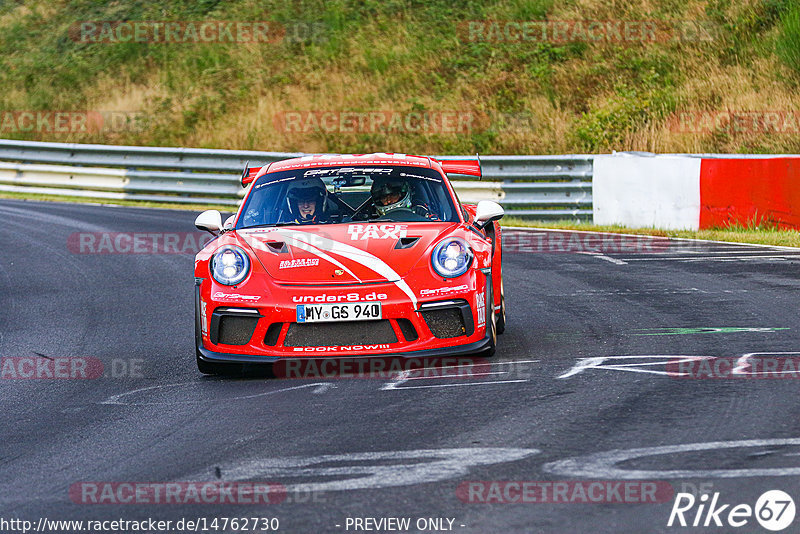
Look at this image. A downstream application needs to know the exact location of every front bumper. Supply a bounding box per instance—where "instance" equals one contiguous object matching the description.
[195,272,493,363]
[197,330,494,364]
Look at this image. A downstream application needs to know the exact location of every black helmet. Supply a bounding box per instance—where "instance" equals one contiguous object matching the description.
[370,177,411,216]
[287,178,327,221]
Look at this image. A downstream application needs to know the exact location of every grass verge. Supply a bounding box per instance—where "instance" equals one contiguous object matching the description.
[503,218,800,248]
[0,191,233,213]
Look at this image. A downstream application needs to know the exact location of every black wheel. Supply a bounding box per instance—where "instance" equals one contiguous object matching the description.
[482,285,497,358]
[495,278,506,335]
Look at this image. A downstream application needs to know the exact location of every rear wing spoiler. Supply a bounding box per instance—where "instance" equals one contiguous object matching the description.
[433,157,482,179]
[242,157,482,186]
[241,161,263,186]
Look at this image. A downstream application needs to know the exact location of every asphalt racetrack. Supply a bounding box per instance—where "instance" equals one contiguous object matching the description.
[3,198,800,533]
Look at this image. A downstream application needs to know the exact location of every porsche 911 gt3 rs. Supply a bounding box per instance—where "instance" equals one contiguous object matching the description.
[193,153,505,374]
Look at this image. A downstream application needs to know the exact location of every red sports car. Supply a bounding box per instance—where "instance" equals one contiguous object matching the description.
[193,153,505,374]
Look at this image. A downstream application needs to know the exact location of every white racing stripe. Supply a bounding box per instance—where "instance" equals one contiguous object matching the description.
[274,229,419,308]
[246,232,362,282]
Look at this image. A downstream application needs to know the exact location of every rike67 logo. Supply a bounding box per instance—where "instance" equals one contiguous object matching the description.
[668,490,795,531]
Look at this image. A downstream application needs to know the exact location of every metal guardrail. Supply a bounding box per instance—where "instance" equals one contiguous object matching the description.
[0,139,594,220]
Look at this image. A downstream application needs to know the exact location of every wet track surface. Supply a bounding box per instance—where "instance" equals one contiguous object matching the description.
[2,198,800,533]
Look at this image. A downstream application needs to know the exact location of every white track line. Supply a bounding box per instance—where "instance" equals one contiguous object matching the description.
[621,254,800,262]
[387,379,529,390]
[577,251,627,265]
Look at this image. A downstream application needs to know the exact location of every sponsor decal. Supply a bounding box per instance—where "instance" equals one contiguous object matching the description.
[279,258,320,269]
[292,344,392,352]
[292,292,388,303]
[304,167,393,177]
[347,224,408,241]
[420,284,470,297]
[200,300,208,336]
[400,171,440,182]
[212,292,262,302]
[476,294,486,327]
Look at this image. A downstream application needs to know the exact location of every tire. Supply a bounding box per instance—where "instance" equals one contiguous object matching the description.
[493,226,506,335]
[482,284,497,358]
[495,279,506,335]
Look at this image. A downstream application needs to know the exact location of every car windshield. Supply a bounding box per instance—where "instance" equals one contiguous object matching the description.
[236,165,459,228]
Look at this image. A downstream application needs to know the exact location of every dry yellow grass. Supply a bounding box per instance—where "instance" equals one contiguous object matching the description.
[1,0,797,154]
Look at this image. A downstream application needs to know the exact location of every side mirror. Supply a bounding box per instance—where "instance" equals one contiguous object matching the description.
[474,200,504,229]
[195,210,223,235]
[223,215,235,231]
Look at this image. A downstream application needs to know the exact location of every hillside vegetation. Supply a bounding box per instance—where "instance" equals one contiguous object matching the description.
[0,0,798,155]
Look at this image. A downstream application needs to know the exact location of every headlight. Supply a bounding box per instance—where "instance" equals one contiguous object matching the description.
[431,237,473,278]
[210,246,250,285]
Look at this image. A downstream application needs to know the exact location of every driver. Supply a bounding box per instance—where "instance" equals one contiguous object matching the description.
[371,177,412,216]
[287,178,329,224]
[370,177,431,218]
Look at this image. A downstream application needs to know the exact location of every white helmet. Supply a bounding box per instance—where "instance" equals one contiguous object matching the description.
[287,178,327,222]
[371,177,411,216]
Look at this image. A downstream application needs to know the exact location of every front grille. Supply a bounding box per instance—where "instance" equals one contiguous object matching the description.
[284,320,398,347]
[396,318,418,341]
[264,323,283,346]
[216,316,259,345]
[420,308,467,338]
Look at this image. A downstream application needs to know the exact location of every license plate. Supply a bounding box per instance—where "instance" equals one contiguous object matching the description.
[296,302,382,323]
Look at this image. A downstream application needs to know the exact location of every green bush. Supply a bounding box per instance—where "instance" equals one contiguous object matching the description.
[776,3,800,76]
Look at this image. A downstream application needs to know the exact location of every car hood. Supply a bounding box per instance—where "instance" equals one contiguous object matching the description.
[237,222,460,285]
